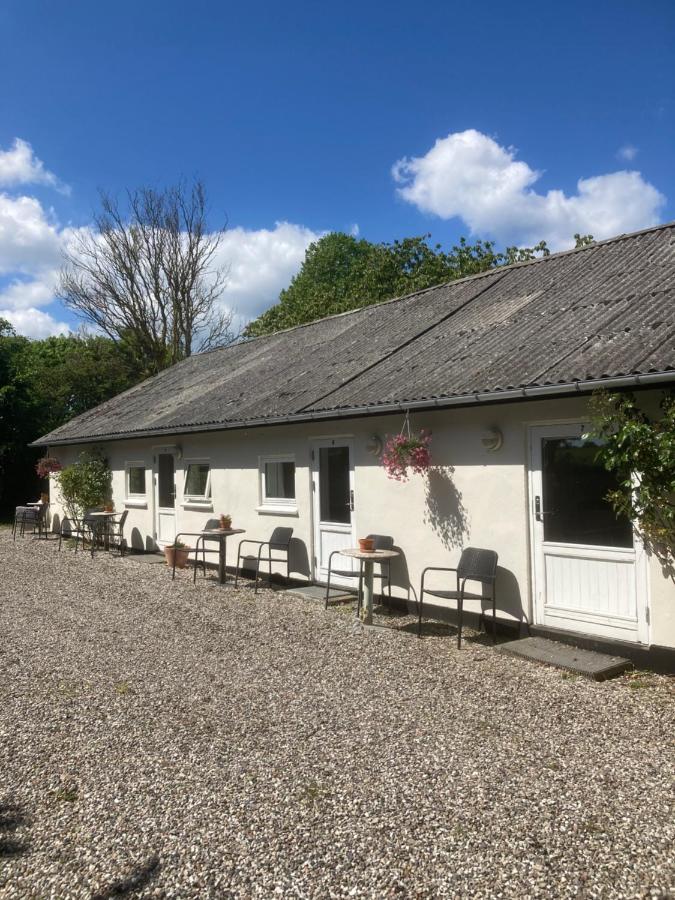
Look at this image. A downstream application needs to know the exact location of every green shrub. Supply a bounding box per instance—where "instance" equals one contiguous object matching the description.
[56,451,111,518]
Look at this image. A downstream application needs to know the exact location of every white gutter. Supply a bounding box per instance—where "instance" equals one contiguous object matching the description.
[34,370,675,446]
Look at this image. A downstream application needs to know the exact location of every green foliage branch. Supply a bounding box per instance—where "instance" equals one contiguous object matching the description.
[55,451,112,519]
[587,390,675,574]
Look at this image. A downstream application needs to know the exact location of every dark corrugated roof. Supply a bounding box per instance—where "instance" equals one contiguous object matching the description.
[35,223,675,445]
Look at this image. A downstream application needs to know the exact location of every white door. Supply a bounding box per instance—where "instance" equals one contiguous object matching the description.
[154,452,177,545]
[529,424,649,643]
[311,439,357,585]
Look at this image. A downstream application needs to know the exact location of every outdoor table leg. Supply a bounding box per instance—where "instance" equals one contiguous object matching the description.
[360,559,374,625]
[219,537,226,585]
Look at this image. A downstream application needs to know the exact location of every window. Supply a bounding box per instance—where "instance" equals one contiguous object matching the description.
[542,438,633,548]
[125,462,146,497]
[260,456,296,510]
[183,461,211,500]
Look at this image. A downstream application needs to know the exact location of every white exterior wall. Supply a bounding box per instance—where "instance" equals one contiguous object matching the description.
[48,393,675,649]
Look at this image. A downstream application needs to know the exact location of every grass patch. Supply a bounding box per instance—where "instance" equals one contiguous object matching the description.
[51,786,78,804]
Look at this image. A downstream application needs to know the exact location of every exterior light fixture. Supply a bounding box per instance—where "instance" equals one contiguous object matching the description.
[481,427,503,452]
[366,434,383,456]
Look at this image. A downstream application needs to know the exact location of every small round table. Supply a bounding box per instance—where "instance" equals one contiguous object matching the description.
[198,528,246,585]
[339,548,399,625]
[87,510,118,550]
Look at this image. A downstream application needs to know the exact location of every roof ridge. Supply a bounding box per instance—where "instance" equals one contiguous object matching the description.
[231,220,675,344]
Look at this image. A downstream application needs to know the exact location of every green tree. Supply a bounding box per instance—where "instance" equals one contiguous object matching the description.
[0,325,145,515]
[245,232,551,337]
[587,390,675,575]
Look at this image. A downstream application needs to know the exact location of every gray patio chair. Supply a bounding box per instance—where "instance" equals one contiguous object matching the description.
[12,503,48,540]
[418,547,498,648]
[234,527,293,593]
[106,509,129,556]
[325,534,394,611]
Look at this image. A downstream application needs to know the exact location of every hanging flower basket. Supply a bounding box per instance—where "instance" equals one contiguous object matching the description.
[382,422,432,482]
[35,456,63,478]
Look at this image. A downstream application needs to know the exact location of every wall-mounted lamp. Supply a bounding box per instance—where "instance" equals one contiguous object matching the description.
[366,434,383,457]
[481,427,503,452]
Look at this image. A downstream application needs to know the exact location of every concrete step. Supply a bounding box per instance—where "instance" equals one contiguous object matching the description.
[499,636,632,680]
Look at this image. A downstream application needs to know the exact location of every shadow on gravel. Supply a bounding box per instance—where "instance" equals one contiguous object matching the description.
[0,802,29,857]
[91,854,161,899]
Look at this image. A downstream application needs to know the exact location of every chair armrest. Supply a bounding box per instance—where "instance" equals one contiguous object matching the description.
[421,566,458,591]
[237,538,265,557]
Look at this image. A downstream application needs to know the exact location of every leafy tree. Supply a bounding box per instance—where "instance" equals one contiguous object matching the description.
[0,327,145,515]
[574,233,595,248]
[58,180,235,376]
[245,232,551,336]
[587,390,675,575]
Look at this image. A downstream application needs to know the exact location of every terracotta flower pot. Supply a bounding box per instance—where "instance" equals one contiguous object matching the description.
[164,546,190,569]
[358,538,375,553]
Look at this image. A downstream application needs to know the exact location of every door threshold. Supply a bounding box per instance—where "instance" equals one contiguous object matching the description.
[529,624,675,674]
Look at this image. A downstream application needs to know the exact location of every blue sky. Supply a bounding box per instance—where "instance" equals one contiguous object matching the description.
[0,0,673,337]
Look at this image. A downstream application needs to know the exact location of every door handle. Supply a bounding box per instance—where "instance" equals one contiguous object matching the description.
[534,496,549,522]
[347,489,354,512]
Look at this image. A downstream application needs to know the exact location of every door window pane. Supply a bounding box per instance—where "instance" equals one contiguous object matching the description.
[184,463,210,498]
[264,461,295,501]
[542,438,633,548]
[319,446,350,524]
[158,454,175,508]
[127,466,146,496]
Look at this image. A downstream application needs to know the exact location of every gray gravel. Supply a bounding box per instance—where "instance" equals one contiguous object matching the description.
[0,531,673,899]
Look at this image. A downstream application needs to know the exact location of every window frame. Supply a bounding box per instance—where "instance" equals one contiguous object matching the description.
[125,461,147,499]
[258,454,298,514]
[182,458,212,503]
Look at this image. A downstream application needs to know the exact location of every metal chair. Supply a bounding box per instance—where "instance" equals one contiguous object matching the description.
[234,527,293,593]
[12,504,48,540]
[419,547,498,648]
[325,534,394,611]
[107,510,129,556]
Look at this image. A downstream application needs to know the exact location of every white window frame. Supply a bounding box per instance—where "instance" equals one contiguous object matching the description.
[181,458,212,507]
[124,461,148,508]
[257,454,298,516]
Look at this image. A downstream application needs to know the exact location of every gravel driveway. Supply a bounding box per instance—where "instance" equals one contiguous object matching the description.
[0,531,673,899]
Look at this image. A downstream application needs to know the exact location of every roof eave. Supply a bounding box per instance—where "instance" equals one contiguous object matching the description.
[30,370,675,448]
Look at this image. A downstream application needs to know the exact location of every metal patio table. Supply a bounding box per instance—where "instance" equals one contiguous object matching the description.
[87,510,118,550]
[196,528,246,585]
[339,548,399,625]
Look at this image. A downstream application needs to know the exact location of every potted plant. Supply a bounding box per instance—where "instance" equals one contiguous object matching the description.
[164,540,190,569]
[382,425,432,482]
[358,537,375,553]
[35,456,62,478]
[219,513,232,530]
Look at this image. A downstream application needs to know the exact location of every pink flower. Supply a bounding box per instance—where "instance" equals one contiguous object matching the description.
[382,429,432,481]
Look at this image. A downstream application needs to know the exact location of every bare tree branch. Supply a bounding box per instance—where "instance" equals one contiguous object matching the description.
[57,180,236,374]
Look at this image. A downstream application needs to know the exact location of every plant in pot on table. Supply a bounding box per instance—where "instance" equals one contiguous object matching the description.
[164,540,190,569]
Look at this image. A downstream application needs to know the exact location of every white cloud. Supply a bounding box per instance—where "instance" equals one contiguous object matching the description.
[393,129,665,250]
[0,306,70,338]
[617,144,638,162]
[0,139,320,338]
[0,138,68,193]
[214,221,321,324]
[0,272,60,309]
[0,193,65,274]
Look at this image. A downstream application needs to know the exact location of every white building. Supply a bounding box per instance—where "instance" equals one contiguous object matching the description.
[35,223,675,664]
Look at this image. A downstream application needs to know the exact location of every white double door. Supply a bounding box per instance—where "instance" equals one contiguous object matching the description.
[529,424,648,643]
[311,438,357,585]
